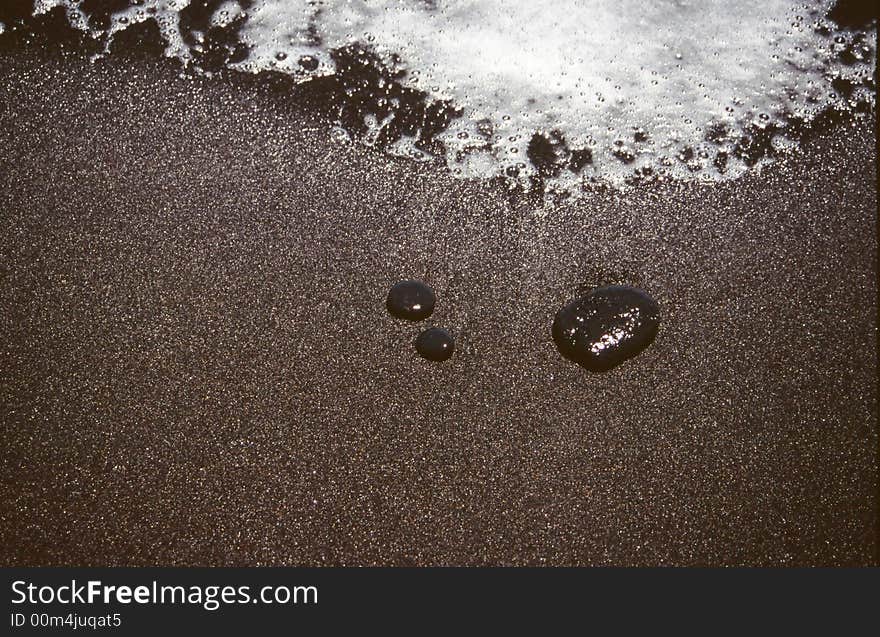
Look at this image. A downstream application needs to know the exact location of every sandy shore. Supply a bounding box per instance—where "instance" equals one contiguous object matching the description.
[0,40,877,565]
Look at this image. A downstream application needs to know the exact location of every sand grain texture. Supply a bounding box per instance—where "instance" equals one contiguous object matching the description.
[0,44,877,565]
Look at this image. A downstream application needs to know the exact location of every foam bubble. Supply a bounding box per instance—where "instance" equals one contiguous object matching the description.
[21,1,877,188]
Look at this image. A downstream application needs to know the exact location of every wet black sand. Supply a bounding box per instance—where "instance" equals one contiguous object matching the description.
[0,42,877,566]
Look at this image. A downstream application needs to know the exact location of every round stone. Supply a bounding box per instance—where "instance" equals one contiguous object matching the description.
[414,327,455,362]
[386,280,436,321]
[298,55,319,71]
[551,285,660,372]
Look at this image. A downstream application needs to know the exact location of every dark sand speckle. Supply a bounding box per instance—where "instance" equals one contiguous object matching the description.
[0,43,876,566]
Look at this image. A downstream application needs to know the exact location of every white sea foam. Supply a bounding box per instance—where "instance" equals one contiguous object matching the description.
[29,0,877,187]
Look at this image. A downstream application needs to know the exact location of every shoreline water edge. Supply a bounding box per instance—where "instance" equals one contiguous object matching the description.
[0,9,877,565]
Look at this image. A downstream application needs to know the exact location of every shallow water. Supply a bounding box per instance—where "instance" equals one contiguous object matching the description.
[7,0,875,190]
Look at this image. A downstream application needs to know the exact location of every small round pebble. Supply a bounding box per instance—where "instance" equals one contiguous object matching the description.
[415,327,455,362]
[552,285,660,372]
[386,280,436,321]
[298,55,319,71]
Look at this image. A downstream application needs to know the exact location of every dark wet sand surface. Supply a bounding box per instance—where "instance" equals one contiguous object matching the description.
[0,43,877,566]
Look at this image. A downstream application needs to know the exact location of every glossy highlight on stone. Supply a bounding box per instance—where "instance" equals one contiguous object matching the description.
[552,285,660,372]
[415,327,455,362]
[386,280,436,321]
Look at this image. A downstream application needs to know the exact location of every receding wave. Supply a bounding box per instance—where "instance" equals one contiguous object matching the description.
[5,0,876,190]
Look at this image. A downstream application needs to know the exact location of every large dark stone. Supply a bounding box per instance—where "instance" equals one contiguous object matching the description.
[552,285,660,372]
